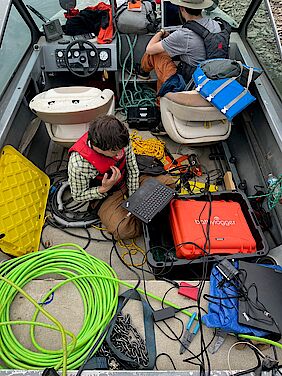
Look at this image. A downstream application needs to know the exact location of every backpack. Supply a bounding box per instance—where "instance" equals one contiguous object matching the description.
[183,17,232,59]
[115,1,158,34]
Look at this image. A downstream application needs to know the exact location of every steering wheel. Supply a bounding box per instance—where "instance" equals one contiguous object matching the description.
[65,39,100,77]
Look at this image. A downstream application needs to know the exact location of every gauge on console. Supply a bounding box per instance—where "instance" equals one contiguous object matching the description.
[99,50,109,61]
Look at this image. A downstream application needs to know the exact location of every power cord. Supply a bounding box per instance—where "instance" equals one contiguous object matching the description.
[155,353,176,370]
[113,223,209,369]
[227,341,281,376]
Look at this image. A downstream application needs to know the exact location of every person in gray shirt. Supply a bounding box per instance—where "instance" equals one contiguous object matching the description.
[141,0,220,91]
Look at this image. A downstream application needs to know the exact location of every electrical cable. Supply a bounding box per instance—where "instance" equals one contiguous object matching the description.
[48,179,100,227]
[248,175,282,210]
[43,166,108,248]
[112,212,180,277]
[155,353,177,370]
[2,239,282,375]
[112,227,209,369]
[44,160,68,174]
[212,264,282,337]
[195,191,212,376]
[118,238,147,267]
[0,244,119,373]
[227,341,265,375]
[139,265,204,367]
[0,277,76,376]
[41,218,108,250]
[235,269,281,335]
[117,33,156,114]
[113,228,203,365]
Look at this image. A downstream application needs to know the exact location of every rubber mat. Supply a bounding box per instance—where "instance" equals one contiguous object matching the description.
[0,146,50,256]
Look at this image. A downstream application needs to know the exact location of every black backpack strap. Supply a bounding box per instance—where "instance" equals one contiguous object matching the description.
[183,20,210,38]
[105,289,156,370]
[214,17,232,33]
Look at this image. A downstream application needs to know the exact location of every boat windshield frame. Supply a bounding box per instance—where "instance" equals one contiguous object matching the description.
[0,0,12,46]
[0,0,41,48]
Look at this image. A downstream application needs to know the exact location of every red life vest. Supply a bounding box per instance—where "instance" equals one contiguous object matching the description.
[69,132,126,187]
[86,3,113,44]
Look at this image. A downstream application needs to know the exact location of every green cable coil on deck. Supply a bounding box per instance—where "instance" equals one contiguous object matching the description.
[0,244,119,374]
[117,32,157,114]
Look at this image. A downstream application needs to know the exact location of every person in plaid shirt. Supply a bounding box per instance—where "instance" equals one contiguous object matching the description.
[68,115,173,240]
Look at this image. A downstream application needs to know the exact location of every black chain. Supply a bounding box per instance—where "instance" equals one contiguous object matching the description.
[97,313,149,370]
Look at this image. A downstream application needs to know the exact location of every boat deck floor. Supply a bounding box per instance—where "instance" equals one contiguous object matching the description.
[1,127,281,372]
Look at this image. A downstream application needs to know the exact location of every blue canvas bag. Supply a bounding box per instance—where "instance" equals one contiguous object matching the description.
[193,59,262,121]
[202,263,282,336]
[202,263,268,336]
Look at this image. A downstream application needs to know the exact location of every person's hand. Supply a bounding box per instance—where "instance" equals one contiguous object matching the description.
[99,166,121,194]
[160,29,169,39]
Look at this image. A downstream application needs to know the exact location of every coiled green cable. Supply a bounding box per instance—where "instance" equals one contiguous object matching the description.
[117,32,157,114]
[0,243,119,373]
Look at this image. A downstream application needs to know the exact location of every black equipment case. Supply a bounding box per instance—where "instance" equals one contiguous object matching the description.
[127,106,160,130]
[143,191,268,279]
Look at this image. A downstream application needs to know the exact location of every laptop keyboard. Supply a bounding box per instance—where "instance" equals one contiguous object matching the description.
[133,185,174,221]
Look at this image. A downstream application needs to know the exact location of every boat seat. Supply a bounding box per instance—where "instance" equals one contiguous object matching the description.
[29,86,115,147]
[160,90,231,144]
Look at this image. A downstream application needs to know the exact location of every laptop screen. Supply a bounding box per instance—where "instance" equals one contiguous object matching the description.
[238,261,282,338]
[161,0,183,31]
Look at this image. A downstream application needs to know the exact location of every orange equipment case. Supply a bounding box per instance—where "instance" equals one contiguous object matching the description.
[170,199,257,260]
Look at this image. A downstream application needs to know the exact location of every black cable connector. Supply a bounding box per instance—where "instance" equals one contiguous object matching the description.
[215,258,239,281]
[262,356,279,371]
[42,368,60,376]
[153,307,176,322]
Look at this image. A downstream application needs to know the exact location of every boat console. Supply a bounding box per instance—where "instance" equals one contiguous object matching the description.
[38,34,118,75]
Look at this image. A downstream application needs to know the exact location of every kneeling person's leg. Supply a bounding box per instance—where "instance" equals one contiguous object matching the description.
[97,191,142,240]
[139,174,176,189]
[141,52,177,92]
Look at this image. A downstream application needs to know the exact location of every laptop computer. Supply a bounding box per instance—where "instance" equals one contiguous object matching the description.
[122,178,175,223]
[238,261,282,339]
[161,0,183,32]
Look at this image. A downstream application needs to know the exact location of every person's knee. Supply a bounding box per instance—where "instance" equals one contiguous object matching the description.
[112,216,142,240]
[155,174,176,188]
[141,53,153,72]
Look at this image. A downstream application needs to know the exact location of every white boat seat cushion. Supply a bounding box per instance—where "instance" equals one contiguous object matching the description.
[160,90,231,144]
[30,86,114,125]
[29,86,115,147]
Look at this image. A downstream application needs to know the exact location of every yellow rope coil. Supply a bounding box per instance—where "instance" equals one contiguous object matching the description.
[118,239,147,267]
[130,130,166,163]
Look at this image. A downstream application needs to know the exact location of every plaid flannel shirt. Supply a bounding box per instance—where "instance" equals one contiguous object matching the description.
[68,143,139,202]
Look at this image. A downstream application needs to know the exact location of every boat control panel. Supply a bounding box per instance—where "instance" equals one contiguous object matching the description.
[39,34,118,73]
